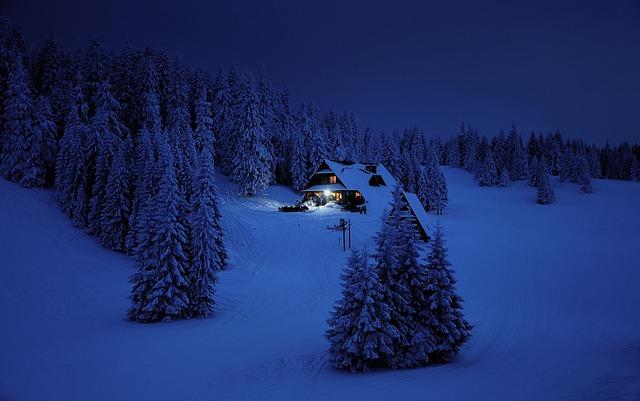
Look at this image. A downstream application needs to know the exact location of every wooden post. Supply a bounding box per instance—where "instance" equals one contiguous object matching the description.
[348,219,351,249]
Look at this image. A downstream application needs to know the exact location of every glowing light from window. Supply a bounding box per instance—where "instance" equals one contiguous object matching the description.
[324,189,332,197]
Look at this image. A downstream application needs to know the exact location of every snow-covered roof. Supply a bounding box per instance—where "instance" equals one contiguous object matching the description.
[403,191,431,238]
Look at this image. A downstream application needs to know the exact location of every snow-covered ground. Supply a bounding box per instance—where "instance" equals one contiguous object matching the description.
[1,168,639,401]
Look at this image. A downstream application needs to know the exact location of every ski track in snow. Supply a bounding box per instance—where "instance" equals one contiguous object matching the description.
[1,169,640,401]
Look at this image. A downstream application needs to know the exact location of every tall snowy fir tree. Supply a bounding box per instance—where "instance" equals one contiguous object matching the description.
[536,163,555,205]
[576,153,593,193]
[374,187,414,368]
[326,249,399,372]
[188,149,223,317]
[19,96,57,187]
[87,80,126,234]
[231,81,273,196]
[477,148,498,186]
[55,75,91,227]
[99,137,132,251]
[393,206,436,368]
[424,222,472,361]
[0,55,33,183]
[290,124,308,192]
[128,136,191,323]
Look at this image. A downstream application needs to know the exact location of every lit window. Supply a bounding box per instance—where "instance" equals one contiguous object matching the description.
[329,175,336,184]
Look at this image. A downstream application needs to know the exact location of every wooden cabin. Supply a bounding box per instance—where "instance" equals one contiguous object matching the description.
[300,160,431,241]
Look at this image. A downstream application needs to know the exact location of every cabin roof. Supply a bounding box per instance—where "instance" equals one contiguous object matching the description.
[403,191,432,238]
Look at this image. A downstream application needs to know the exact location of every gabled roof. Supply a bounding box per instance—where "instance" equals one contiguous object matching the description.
[403,191,432,239]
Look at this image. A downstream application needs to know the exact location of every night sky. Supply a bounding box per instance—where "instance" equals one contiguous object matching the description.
[3,0,640,143]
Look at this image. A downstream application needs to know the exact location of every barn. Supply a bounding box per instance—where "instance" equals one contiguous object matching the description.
[300,160,431,241]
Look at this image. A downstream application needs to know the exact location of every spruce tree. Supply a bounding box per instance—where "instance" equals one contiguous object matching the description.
[477,148,498,186]
[99,137,132,251]
[55,75,90,227]
[88,80,125,234]
[375,188,414,368]
[424,222,472,361]
[188,148,225,317]
[128,136,191,323]
[576,153,593,193]
[1,56,33,183]
[498,168,511,187]
[326,250,398,372]
[394,210,436,368]
[536,164,555,205]
[231,82,273,196]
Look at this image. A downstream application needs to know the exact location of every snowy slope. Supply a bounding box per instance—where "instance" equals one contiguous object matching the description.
[1,169,640,401]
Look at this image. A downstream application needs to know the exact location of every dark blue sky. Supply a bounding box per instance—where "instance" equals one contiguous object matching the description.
[3,0,640,143]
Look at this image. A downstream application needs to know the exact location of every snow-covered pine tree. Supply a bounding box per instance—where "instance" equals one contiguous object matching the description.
[0,55,33,183]
[289,130,308,194]
[87,80,125,234]
[231,81,273,196]
[374,186,415,368]
[558,147,574,182]
[188,148,223,317]
[99,137,132,251]
[307,103,328,170]
[393,207,436,368]
[128,135,191,323]
[272,88,294,184]
[55,74,91,227]
[507,125,528,180]
[211,71,233,170]
[20,96,57,187]
[193,76,214,154]
[126,127,158,256]
[416,164,430,211]
[424,222,472,361]
[498,168,511,187]
[326,249,398,372]
[477,148,498,186]
[576,153,593,193]
[528,156,541,187]
[536,163,555,205]
[431,168,448,215]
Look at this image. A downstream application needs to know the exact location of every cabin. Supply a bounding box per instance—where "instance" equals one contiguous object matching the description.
[300,160,431,241]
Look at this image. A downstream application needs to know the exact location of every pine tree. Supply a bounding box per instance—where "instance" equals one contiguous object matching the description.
[20,96,57,187]
[326,249,398,372]
[55,75,91,227]
[507,125,528,180]
[394,210,436,367]
[528,157,541,187]
[231,82,273,196]
[374,187,414,368]
[498,168,511,187]
[99,137,132,251]
[88,80,125,234]
[536,164,555,205]
[188,148,223,317]
[128,136,191,323]
[211,70,234,174]
[477,148,498,186]
[431,168,448,215]
[193,77,214,154]
[1,56,33,183]
[577,153,593,194]
[424,222,472,361]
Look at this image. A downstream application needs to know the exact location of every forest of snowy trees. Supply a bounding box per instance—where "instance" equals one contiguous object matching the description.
[1,17,640,321]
